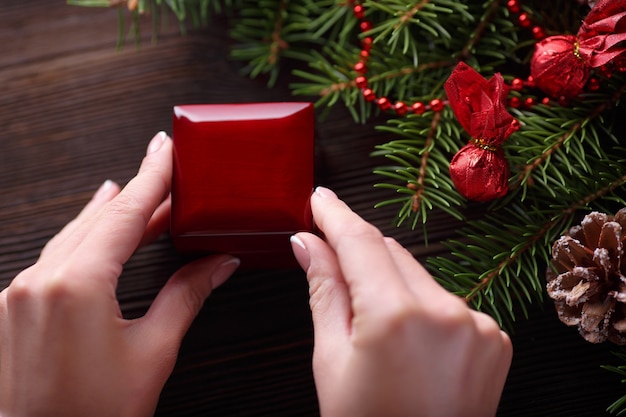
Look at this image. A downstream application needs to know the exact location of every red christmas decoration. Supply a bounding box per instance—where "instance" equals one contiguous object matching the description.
[531,35,591,99]
[444,62,520,202]
[531,0,626,100]
[577,0,626,67]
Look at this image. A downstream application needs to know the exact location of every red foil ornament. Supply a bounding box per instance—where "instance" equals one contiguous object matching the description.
[531,35,590,100]
[444,62,520,202]
[531,0,626,99]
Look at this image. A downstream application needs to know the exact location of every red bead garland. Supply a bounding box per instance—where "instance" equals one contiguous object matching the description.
[506,0,520,14]
[348,0,600,116]
[506,0,546,41]
[348,1,446,116]
[412,102,426,115]
[429,99,445,112]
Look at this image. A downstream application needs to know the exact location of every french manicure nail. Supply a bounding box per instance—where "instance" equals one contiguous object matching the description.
[147,131,168,155]
[290,234,306,250]
[211,257,240,289]
[290,234,311,271]
[314,186,338,199]
[93,179,115,201]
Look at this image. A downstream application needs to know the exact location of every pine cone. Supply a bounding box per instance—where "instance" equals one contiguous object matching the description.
[546,208,626,344]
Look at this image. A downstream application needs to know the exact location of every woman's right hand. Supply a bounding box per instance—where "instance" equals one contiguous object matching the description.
[291,187,512,417]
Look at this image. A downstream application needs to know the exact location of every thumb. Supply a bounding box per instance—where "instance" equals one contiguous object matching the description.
[140,255,240,347]
[291,233,351,347]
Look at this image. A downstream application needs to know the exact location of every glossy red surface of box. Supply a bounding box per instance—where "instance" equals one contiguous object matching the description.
[171,102,314,268]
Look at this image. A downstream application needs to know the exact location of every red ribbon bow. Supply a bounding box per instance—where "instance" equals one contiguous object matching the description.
[578,0,626,68]
[444,62,520,202]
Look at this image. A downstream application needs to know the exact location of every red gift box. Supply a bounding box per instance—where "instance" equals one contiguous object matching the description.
[171,102,314,269]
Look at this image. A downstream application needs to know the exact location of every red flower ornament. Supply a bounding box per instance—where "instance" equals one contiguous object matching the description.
[444,62,520,202]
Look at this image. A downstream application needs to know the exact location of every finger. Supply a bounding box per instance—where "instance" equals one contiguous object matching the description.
[138,255,240,349]
[382,236,454,301]
[138,195,171,247]
[291,232,351,342]
[39,180,121,260]
[469,310,513,397]
[310,187,409,306]
[72,132,172,278]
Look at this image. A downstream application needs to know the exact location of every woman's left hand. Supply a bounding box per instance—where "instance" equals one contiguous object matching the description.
[0,132,239,417]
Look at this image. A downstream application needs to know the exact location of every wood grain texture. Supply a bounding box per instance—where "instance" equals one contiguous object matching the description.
[1,2,625,416]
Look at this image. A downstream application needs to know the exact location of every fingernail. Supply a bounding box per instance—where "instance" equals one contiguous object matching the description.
[314,186,337,199]
[147,131,168,155]
[211,257,240,289]
[290,234,311,271]
[93,179,115,201]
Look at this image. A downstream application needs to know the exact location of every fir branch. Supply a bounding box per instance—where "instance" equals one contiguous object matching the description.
[398,0,430,26]
[267,0,288,66]
[372,107,466,229]
[300,0,358,46]
[604,350,626,416]
[510,84,626,196]
[229,0,325,86]
[456,0,500,61]
[430,207,559,328]
[431,164,626,329]
[290,44,366,120]
[408,111,441,213]
[367,59,455,85]
[363,0,473,62]
[68,0,227,42]
[229,0,288,85]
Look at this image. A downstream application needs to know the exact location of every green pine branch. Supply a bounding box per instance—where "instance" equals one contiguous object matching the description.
[229,0,325,86]
[361,0,474,60]
[300,0,359,46]
[68,0,232,47]
[371,107,466,230]
[604,349,626,415]
[290,44,369,121]
[507,82,626,202]
[430,159,626,330]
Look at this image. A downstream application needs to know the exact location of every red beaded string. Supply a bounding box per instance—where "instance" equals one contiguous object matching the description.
[505,0,547,108]
[348,0,600,116]
[350,1,446,116]
[506,0,546,40]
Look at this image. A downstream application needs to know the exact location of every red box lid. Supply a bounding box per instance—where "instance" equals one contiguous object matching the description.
[171,102,314,268]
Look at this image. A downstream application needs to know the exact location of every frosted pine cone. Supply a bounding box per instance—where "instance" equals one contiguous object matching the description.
[546,208,626,344]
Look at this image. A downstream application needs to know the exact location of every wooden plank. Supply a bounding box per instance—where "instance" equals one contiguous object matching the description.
[1,2,625,416]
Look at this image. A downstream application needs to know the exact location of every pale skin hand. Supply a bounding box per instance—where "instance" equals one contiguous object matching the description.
[0,132,240,417]
[291,187,512,417]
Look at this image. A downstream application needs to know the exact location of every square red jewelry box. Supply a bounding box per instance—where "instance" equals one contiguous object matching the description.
[171,102,314,269]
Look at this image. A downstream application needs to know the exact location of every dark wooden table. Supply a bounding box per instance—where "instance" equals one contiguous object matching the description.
[2,2,625,416]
